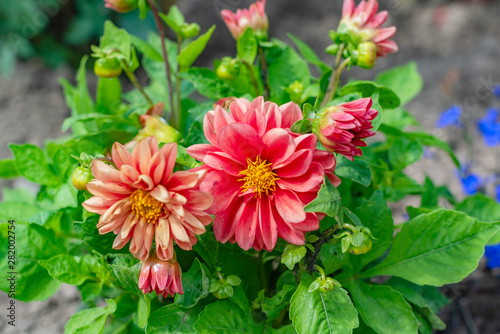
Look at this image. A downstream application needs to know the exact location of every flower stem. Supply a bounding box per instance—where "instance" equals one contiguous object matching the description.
[147,0,177,128]
[122,61,154,106]
[241,60,260,97]
[258,47,269,100]
[176,36,183,131]
[321,44,349,108]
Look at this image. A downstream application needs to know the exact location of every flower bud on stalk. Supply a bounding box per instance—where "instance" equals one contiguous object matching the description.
[180,23,201,39]
[104,0,138,13]
[94,58,122,78]
[312,98,378,160]
[72,166,93,191]
[139,252,183,298]
[216,57,240,80]
[354,41,377,69]
[221,0,269,41]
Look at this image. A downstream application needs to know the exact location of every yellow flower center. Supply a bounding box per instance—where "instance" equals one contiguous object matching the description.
[130,190,164,224]
[238,156,278,197]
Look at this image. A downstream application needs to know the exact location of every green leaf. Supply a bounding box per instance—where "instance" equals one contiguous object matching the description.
[177,144,202,168]
[80,281,103,302]
[0,201,42,221]
[0,223,65,301]
[138,294,151,328]
[336,156,372,186]
[160,5,185,35]
[382,108,419,130]
[388,136,424,170]
[193,228,218,270]
[290,277,359,334]
[180,67,230,99]
[194,300,263,333]
[339,81,400,109]
[266,43,311,105]
[305,176,342,217]
[0,159,20,178]
[146,303,204,334]
[455,194,500,244]
[100,21,131,61]
[261,284,296,320]
[345,281,418,334]
[361,210,500,285]
[320,243,351,275]
[351,191,393,271]
[281,244,307,270]
[237,28,258,64]
[174,258,209,307]
[287,33,329,72]
[74,215,129,256]
[110,260,141,295]
[65,299,116,334]
[376,62,423,106]
[39,254,99,285]
[9,143,60,185]
[130,35,163,62]
[178,26,215,71]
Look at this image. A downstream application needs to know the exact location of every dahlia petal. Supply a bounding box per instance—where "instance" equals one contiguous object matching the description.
[132,137,153,175]
[278,162,323,192]
[204,152,244,177]
[376,40,399,56]
[120,165,140,184]
[213,197,244,243]
[82,196,116,215]
[167,171,200,192]
[112,142,133,169]
[213,105,236,132]
[185,190,214,211]
[342,0,355,17]
[133,175,155,191]
[201,171,241,214]
[148,151,166,185]
[203,112,217,145]
[342,97,372,110]
[274,209,306,245]
[274,149,313,178]
[120,214,139,239]
[291,213,320,232]
[365,10,388,28]
[261,128,295,165]
[373,26,397,43]
[159,142,177,184]
[229,98,250,122]
[181,210,206,235]
[91,160,125,185]
[243,109,267,137]
[187,144,220,162]
[235,199,258,250]
[264,102,282,131]
[294,134,318,152]
[258,196,278,251]
[217,123,263,164]
[86,180,131,199]
[112,231,132,249]
[150,184,170,203]
[280,102,303,129]
[274,188,307,223]
[169,214,190,243]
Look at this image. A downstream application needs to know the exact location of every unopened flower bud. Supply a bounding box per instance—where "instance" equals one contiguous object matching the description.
[139,252,183,298]
[221,0,268,40]
[180,23,201,39]
[285,81,305,104]
[94,58,122,78]
[325,44,339,55]
[356,42,377,69]
[216,57,240,80]
[104,0,138,13]
[72,166,93,191]
[136,115,181,144]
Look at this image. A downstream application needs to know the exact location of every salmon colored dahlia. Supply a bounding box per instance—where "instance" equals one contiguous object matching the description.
[139,251,183,297]
[187,97,340,252]
[313,97,378,160]
[340,0,398,57]
[221,0,269,40]
[82,137,213,261]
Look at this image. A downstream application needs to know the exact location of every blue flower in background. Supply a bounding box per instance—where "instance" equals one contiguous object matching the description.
[493,85,500,98]
[436,105,462,128]
[485,244,500,269]
[456,165,481,195]
[496,184,500,203]
[478,108,500,147]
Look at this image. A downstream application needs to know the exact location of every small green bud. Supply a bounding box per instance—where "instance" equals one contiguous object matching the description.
[216,57,240,80]
[285,80,305,104]
[72,166,93,191]
[356,41,377,69]
[180,23,201,39]
[94,58,122,78]
[325,44,339,55]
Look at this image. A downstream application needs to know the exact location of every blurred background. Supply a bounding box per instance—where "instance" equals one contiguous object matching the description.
[0,0,499,333]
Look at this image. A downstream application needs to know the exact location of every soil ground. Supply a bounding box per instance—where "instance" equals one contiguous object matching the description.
[1,0,500,333]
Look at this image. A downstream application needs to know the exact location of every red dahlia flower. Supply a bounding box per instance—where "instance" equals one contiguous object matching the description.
[139,252,183,297]
[187,97,340,252]
[82,137,213,261]
[313,97,378,160]
[340,0,398,57]
[221,0,269,40]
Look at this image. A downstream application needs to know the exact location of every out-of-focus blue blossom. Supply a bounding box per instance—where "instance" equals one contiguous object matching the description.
[436,105,462,128]
[496,184,500,203]
[478,108,500,147]
[485,244,500,269]
[456,165,481,195]
[422,147,434,159]
[493,85,500,98]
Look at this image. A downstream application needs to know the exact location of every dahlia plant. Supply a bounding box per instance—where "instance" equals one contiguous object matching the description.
[1,0,499,333]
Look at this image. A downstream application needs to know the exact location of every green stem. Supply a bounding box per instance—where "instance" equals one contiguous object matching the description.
[122,61,153,106]
[176,36,183,131]
[320,44,347,107]
[258,47,269,100]
[147,0,177,128]
[256,252,269,295]
[241,60,260,97]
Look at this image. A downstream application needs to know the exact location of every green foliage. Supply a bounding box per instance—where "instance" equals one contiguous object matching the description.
[376,62,423,106]
[65,299,117,334]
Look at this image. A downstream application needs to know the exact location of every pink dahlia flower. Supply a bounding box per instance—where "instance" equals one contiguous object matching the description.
[139,252,183,297]
[187,97,340,252]
[221,0,269,40]
[340,0,398,57]
[313,98,378,160]
[104,0,138,13]
[82,137,213,261]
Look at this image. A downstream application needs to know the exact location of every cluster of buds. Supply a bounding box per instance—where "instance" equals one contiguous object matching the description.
[209,270,242,299]
[332,223,375,255]
[308,266,342,293]
[221,0,269,41]
[327,0,398,69]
